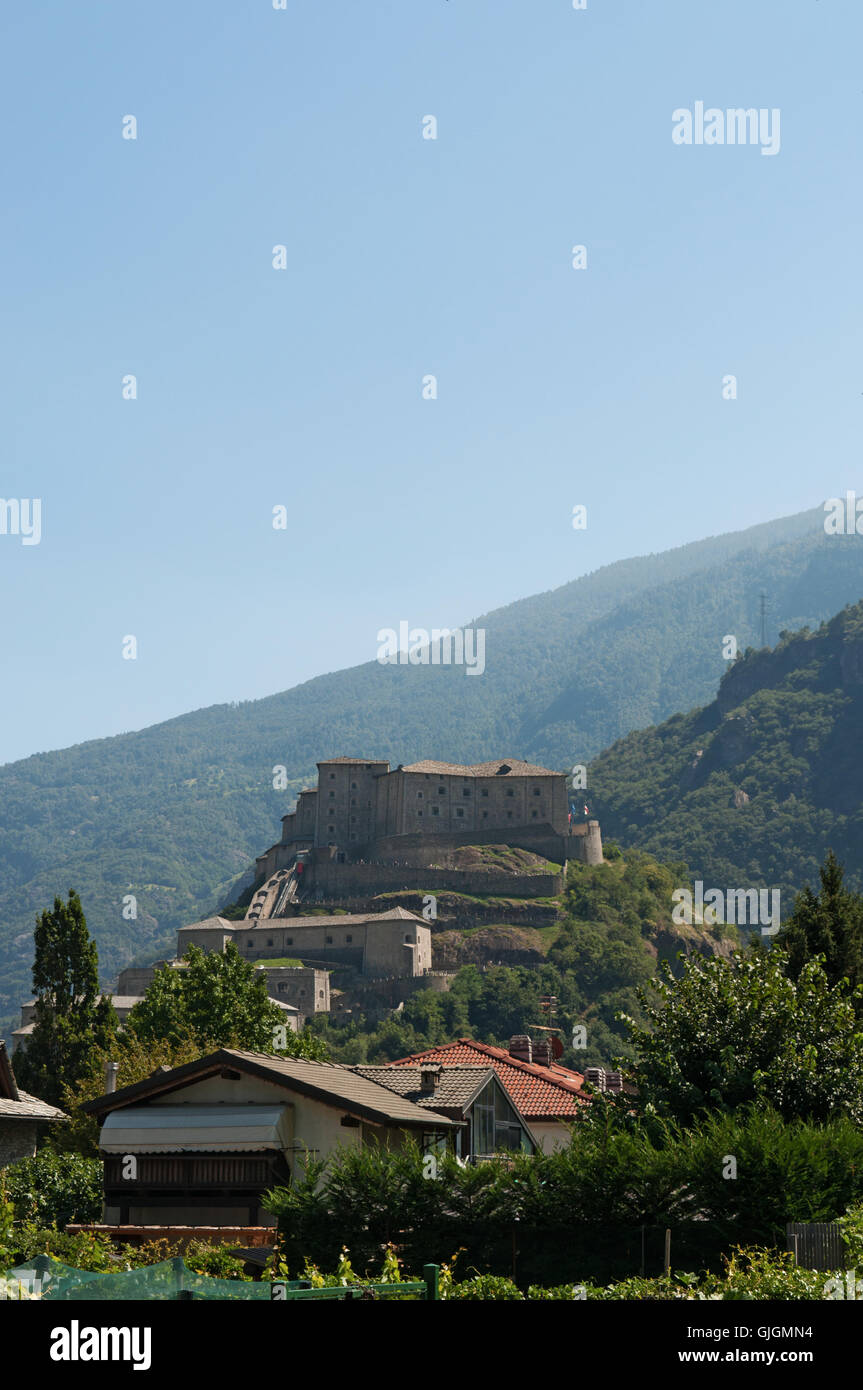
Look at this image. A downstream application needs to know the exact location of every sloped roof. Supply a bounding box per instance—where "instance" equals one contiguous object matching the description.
[0,1042,68,1123]
[353,1065,495,1114]
[238,907,423,931]
[389,1040,588,1120]
[81,1048,460,1131]
[177,916,235,934]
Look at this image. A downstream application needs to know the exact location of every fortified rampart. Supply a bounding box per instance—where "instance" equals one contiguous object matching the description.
[304,862,563,902]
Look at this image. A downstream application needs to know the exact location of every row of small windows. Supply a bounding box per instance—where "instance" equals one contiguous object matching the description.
[247,934,354,947]
[418,809,534,820]
[419,787,543,800]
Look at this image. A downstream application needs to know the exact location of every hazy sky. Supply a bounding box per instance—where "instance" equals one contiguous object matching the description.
[1,0,860,764]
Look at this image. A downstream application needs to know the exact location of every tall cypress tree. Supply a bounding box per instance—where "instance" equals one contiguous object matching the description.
[15,890,117,1108]
[778,850,863,999]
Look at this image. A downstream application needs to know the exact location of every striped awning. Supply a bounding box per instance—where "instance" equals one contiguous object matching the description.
[99,1105,292,1153]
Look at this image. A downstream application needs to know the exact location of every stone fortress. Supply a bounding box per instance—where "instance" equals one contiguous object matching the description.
[256,756,603,881]
[12,755,603,1045]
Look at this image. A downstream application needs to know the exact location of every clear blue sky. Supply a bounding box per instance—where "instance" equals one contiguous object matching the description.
[0,0,860,764]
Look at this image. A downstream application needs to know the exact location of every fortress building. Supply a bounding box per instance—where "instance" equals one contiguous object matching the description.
[256,757,602,881]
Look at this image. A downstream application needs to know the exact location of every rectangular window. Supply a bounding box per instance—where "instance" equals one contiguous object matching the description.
[346,935,352,943]
[326,936,333,944]
[533,788,541,796]
[432,806,439,816]
[456,808,464,818]
[506,789,514,797]
[463,788,470,797]
[481,789,489,797]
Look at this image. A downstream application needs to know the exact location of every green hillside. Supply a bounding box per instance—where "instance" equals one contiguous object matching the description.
[589,601,863,902]
[1,503,861,1036]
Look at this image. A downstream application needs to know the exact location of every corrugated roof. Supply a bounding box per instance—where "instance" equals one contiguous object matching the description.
[389,1040,588,1119]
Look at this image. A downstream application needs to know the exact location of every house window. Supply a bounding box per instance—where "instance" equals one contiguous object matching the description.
[319,990,324,999]
[482,811,488,819]
[326,936,333,944]
[329,791,335,799]
[417,791,423,799]
[531,810,538,818]
[533,788,541,796]
[351,798,356,806]
[481,789,489,797]
[346,935,352,942]
[456,808,464,818]
[463,788,470,797]
[351,782,357,790]
[329,773,336,779]
[432,806,439,816]
[286,937,293,945]
[267,938,274,947]
[507,789,514,797]
[507,811,513,819]
[247,939,253,948]
[438,787,445,796]
[404,935,411,943]
[328,825,335,833]
[417,810,423,818]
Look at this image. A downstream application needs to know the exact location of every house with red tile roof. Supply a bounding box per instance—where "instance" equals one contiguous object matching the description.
[388,1036,590,1153]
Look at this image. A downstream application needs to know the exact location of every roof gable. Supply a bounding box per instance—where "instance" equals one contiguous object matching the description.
[389,1039,588,1119]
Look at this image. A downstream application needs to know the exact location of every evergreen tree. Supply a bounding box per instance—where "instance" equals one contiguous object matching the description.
[15,890,117,1108]
[778,850,863,997]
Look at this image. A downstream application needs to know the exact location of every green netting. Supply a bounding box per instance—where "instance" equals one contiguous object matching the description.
[1,1256,271,1301]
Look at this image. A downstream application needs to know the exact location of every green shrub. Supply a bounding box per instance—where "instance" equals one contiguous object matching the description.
[4,1152,102,1229]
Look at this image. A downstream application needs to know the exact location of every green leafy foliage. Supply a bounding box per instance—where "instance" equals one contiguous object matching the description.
[264,1109,863,1286]
[623,945,863,1124]
[13,891,118,1107]
[3,1152,102,1229]
[126,941,328,1058]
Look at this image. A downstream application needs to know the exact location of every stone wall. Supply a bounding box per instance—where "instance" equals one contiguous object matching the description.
[0,1120,38,1167]
[307,861,563,900]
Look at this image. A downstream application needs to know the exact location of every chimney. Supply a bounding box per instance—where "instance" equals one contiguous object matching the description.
[509,1035,532,1065]
[585,1067,606,1091]
[105,1061,120,1095]
[533,1040,552,1068]
[605,1071,623,1094]
[420,1064,442,1093]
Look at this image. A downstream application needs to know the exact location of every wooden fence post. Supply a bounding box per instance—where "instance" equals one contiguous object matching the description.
[423,1264,439,1301]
